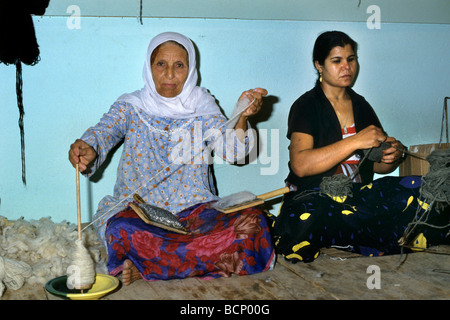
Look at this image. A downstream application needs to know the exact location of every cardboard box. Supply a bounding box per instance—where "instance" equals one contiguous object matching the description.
[399,143,448,176]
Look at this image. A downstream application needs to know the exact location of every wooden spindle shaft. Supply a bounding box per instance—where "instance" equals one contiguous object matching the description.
[76,163,81,241]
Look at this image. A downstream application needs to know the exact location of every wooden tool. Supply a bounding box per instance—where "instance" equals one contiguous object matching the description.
[71,163,95,291]
[213,186,290,214]
[76,163,82,241]
[130,194,189,235]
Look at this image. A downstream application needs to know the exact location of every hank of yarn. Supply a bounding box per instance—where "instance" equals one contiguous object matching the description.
[292,173,354,202]
[67,238,96,290]
[320,174,353,198]
[0,256,32,291]
[420,148,450,211]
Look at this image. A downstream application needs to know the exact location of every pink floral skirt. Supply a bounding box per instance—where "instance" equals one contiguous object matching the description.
[106,202,275,281]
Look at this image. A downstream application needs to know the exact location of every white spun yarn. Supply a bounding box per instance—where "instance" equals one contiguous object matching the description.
[67,239,96,289]
[0,216,107,298]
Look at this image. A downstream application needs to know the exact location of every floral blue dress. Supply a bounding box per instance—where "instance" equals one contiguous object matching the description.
[80,100,275,280]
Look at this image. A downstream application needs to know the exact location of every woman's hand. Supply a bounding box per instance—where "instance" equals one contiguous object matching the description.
[68,139,97,172]
[233,88,268,134]
[351,125,387,150]
[232,88,267,142]
[380,136,405,164]
[238,88,268,119]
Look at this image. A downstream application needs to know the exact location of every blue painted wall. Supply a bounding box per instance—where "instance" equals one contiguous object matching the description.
[1,13,449,223]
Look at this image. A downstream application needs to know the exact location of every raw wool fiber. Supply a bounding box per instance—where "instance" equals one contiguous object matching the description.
[0,216,107,297]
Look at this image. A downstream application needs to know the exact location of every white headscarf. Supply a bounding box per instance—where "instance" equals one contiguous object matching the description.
[117,32,221,119]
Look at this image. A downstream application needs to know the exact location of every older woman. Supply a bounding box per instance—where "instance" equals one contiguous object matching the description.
[68,32,274,284]
[274,31,449,263]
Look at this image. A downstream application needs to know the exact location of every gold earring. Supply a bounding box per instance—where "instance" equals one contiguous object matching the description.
[319,73,323,83]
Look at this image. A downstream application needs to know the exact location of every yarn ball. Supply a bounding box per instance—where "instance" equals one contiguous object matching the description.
[363,142,392,162]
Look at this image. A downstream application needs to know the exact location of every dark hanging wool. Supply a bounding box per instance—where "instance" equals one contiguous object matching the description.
[0,0,50,184]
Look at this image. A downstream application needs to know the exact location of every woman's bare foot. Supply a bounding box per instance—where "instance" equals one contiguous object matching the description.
[122,259,142,286]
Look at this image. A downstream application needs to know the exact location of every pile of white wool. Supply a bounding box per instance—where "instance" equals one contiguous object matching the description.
[0,216,107,297]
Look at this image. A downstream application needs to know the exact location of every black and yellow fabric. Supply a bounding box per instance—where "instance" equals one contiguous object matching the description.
[274,176,450,263]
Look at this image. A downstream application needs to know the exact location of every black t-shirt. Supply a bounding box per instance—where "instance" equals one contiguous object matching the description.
[286,83,383,190]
